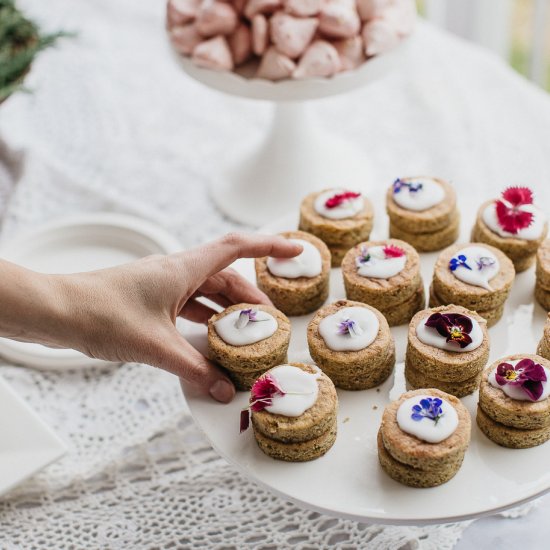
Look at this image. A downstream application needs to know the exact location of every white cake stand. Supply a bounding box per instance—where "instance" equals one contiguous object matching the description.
[177,37,414,226]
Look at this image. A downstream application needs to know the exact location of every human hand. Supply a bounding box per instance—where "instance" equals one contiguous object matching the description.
[48,233,302,402]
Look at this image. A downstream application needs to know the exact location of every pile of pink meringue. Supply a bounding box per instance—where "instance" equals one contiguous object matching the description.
[167,0,416,81]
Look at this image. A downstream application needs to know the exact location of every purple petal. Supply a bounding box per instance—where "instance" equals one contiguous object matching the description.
[240,409,250,433]
[521,380,544,401]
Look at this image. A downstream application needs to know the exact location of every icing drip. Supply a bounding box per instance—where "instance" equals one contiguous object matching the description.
[355,245,406,279]
[449,245,500,291]
[267,238,322,278]
[318,306,379,351]
[265,365,321,416]
[416,314,484,353]
[392,177,445,211]
[214,308,277,346]
[314,189,364,220]
[396,395,459,443]
[488,359,550,402]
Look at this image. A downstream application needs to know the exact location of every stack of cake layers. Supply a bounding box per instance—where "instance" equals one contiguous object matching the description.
[538,314,550,361]
[405,306,490,398]
[536,239,550,311]
[477,355,550,448]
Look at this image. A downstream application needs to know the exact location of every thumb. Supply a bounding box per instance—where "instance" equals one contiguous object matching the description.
[155,329,235,403]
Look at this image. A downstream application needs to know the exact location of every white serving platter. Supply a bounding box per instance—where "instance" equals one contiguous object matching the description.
[0,375,66,497]
[0,213,181,370]
[182,208,549,525]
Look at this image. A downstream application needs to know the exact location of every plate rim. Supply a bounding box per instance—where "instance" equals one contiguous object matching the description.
[0,212,182,370]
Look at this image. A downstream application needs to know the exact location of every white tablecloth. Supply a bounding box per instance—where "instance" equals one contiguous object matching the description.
[1,1,550,548]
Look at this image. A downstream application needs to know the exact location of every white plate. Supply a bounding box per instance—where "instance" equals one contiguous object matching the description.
[0,213,182,370]
[0,375,66,496]
[182,209,549,525]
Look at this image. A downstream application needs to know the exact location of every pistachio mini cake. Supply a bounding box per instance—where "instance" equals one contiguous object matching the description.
[477,354,550,448]
[538,314,550,360]
[255,230,331,316]
[307,300,395,390]
[536,239,550,311]
[298,188,374,266]
[429,242,515,327]
[405,305,490,397]
[342,239,425,326]
[208,303,291,390]
[386,176,459,252]
[378,388,471,487]
[471,186,548,272]
[240,363,338,462]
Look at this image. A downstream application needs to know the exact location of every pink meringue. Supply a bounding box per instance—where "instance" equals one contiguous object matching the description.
[333,35,365,71]
[362,18,400,56]
[166,0,200,28]
[170,24,203,55]
[196,1,238,37]
[251,14,269,55]
[318,2,361,39]
[283,0,321,17]
[270,12,318,59]
[192,35,234,70]
[228,23,253,65]
[256,46,296,80]
[293,39,341,78]
[244,0,282,19]
[356,0,393,22]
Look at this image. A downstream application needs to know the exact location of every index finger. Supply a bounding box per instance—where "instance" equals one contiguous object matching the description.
[184,232,302,279]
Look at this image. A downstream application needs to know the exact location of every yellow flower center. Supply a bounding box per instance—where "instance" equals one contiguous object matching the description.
[450,327,462,339]
[505,369,518,381]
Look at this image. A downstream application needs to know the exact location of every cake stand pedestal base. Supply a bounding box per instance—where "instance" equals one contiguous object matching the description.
[210,101,370,226]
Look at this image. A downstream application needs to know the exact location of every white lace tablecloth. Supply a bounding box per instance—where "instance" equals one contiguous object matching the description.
[1,1,550,548]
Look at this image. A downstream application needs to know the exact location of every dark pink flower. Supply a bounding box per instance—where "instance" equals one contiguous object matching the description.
[240,374,285,433]
[495,186,534,234]
[495,358,547,401]
[325,191,361,209]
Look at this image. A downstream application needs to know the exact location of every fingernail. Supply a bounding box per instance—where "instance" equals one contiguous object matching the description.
[209,379,235,403]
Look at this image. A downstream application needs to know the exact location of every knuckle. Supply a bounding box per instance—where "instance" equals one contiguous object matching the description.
[222,232,243,248]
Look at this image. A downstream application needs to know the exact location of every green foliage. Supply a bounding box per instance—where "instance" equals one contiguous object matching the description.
[0,0,67,101]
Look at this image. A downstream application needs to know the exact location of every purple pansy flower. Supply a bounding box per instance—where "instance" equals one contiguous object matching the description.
[495,358,547,401]
[425,312,473,348]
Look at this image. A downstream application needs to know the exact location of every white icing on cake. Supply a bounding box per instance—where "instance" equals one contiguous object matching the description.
[265,365,321,416]
[318,306,379,351]
[392,178,445,211]
[488,359,550,402]
[355,245,407,279]
[416,314,484,353]
[313,189,364,220]
[482,202,546,241]
[396,395,459,443]
[214,309,277,346]
[266,238,322,278]
[449,245,500,291]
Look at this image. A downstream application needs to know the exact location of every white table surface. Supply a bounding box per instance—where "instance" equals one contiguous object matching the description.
[1,0,550,548]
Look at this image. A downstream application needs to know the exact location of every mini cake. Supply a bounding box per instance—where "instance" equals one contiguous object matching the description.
[255,230,331,316]
[342,239,425,326]
[378,388,471,487]
[538,314,550,360]
[536,239,550,311]
[298,188,374,266]
[429,242,515,327]
[208,303,291,390]
[471,186,548,272]
[386,176,460,252]
[307,299,395,390]
[240,363,338,462]
[405,305,490,397]
[477,354,550,448]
